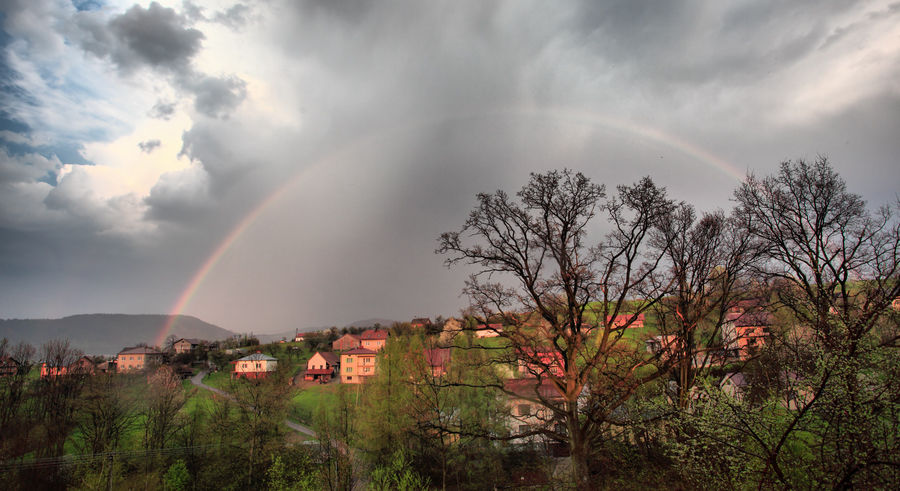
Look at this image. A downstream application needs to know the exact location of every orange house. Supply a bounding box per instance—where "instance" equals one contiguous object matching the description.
[117,347,163,373]
[41,355,97,379]
[723,312,773,360]
[340,348,377,384]
[359,329,389,351]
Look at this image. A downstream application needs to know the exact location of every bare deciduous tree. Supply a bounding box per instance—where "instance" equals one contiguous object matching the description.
[438,169,683,483]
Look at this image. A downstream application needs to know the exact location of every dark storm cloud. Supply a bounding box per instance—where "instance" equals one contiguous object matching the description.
[138,139,161,153]
[68,2,246,119]
[105,2,205,74]
[189,74,248,119]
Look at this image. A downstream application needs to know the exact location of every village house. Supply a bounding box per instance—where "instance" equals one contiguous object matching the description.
[473,323,502,338]
[304,351,340,382]
[723,312,773,360]
[294,332,306,343]
[332,333,361,351]
[231,352,278,379]
[504,378,565,447]
[117,347,163,373]
[0,356,19,377]
[517,347,565,378]
[41,355,97,379]
[424,347,452,377]
[340,347,377,384]
[606,313,645,329]
[359,329,389,351]
[173,338,201,354]
[411,318,432,329]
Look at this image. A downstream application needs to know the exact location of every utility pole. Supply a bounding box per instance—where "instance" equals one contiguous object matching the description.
[107,453,114,491]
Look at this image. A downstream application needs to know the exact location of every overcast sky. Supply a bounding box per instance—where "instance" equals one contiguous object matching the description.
[1,0,898,334]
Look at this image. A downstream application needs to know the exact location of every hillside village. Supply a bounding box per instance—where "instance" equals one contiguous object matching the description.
[1,161,899,491]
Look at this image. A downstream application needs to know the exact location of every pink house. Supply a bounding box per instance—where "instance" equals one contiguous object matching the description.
[424,348,452,377]
[606,313,645,329]
[305,351,340,382]
[359,329,389,351]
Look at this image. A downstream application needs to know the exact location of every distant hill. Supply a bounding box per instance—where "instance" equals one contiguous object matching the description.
[0,314,235,356]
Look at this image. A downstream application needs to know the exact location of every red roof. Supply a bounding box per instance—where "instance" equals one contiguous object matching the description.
[504,378,561,399]
[343,347,377,355]
[360,329,389,340]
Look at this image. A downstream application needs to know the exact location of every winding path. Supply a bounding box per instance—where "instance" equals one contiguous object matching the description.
[190,370,317,438]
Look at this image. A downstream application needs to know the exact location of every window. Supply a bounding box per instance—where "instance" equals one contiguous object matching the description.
[364,367,370,373]
[518,404,530,416]
[364,357,371,363]
[518,424,532,434]
[346,357,353,363]
[346,367,353,373]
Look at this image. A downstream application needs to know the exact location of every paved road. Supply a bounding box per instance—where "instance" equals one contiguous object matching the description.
[190,370,317,438]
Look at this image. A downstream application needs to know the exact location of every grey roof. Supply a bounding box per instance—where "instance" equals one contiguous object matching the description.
[236,352,278,362]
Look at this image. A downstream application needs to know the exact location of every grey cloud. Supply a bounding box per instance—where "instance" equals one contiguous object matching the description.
[188,74,248,119]
[143,165,211,224]
[213,4,251,30]
[70,2,205,75]
[108,2,205,72]
[148,100,177,120]
[138,139,161,153]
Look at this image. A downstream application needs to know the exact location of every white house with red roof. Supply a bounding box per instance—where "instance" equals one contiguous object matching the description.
[231,352,278,379]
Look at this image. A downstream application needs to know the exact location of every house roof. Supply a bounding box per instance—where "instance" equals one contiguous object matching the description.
[314,351,340,365]
[0,356,19,364]
[475,323,502,330]
[342,347,377,355]
[176,338,201,344]
[360,329,389,340]
[335,333,361,341]
[606,313,645,324]
[424,348,451,368]
[118,346,162,355]
[236,352,278,362]
[504,378,562,399]
[411,318,432,326]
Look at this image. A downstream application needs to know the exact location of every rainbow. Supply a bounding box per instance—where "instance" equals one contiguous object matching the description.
[154,107,746,346]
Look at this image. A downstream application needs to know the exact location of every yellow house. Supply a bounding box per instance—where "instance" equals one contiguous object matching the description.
[340,348,377,384]
[231,352,278,379]
[117,347,163,372]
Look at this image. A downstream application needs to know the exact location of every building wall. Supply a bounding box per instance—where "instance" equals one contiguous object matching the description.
[340,353,376,384]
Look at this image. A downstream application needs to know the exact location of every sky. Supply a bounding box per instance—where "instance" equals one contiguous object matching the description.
[1,0,899,334]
